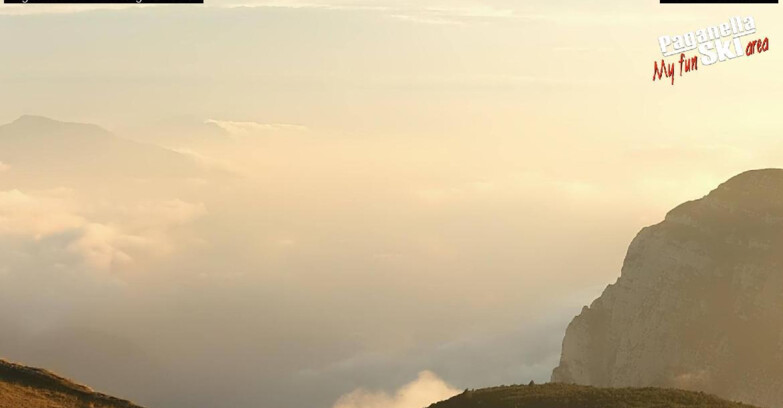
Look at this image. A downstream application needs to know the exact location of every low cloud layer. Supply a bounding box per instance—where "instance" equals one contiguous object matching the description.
[333,371,460,408]
[0,188,205,270]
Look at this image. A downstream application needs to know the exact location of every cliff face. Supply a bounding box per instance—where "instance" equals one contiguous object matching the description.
[0,358,145,408]
[552,169,783,408]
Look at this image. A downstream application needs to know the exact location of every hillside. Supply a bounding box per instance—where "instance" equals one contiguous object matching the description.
[428,384,758,408]
[0,359,145,408]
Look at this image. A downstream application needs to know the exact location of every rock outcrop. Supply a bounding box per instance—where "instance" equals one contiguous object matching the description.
[552,169,783,408]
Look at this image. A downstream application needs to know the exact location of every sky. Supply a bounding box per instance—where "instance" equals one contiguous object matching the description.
[1,1,783,408]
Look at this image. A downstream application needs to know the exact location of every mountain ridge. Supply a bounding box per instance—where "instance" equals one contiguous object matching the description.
[0,358,145,408]
[0,115,216,181]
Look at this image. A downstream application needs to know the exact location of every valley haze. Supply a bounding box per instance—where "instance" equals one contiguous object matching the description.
[1,112,780,407]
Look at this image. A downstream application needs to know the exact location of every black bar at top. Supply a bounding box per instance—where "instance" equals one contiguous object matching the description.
[661,0,776,3]
[5,0,202,3]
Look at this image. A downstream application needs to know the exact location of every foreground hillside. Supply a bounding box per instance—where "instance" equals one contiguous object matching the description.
[428,384,757,408]
[0,359,144,408]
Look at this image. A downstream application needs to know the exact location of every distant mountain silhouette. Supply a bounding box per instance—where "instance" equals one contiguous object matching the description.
[0,358,145,408]
[0,115,213,180]
[553,169,783,407]
[428,384,757,408]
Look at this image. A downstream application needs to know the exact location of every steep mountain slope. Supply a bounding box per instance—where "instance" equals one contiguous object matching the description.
[552,169,783,407]
[0,358,145,408]
[428,384,757,408]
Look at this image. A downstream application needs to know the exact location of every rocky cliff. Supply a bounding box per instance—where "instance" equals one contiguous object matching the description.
[552,169,783,408]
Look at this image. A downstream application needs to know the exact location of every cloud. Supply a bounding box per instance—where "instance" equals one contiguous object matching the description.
[0,189,83,238]
[210,1,696,27]
[71,200,207,269]
[116,199,207,230]
[0,189,206,270]
[414,172,606,207]
[0,162,9,172]
[170,148,241,173]
[390,14,466,26]
[67,223,137,269]
[674,369,711,390]
[225,1,520,25]
[204,119,308,136]
[0,4,133,15]
[221,0,391,10]
[332,371,460,408]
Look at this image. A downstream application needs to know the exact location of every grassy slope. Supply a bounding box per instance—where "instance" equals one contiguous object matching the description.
[0,359,144,408]
[428,384,759,408]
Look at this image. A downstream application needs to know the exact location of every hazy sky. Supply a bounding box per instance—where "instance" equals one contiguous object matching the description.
[1,1,783,408]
